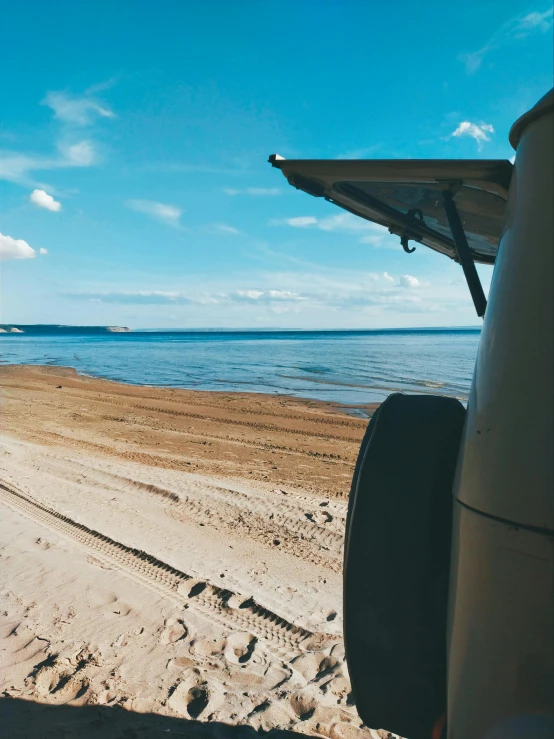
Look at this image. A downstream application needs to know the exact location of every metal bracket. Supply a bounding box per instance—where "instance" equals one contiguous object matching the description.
[442,190,487,318]
[399,208,425,253]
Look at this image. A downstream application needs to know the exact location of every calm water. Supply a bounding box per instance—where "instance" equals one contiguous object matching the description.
[0,329,480,411]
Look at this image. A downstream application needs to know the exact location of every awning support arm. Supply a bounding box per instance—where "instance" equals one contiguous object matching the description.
[442,190,488,318]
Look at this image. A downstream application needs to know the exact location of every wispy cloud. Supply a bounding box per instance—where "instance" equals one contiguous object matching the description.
[269,212,391,247]
[214,223,240,234]
[60,262,486,324]
[462,6,553,73]
[275,216,318,228]
[270,212,386,234]
[59,140,97,166]
[30,189,61,212]
[0,142,99,186]
[74,290,193,305]
[0,232,45,260]
[451,121,494,150]
[233,289,304,302]
[224,187,281,196]
[63,273,429,313]
[399,275,419,288]
[63,288,305,306]
[0,87,114,187]
[43,90,116,126]
[125,199,183,227]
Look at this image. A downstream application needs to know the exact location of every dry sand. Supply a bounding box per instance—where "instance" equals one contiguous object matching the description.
[0,365,388,738]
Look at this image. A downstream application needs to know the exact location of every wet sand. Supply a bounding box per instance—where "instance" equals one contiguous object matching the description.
[0,366,391,738]
[0,365,375,500]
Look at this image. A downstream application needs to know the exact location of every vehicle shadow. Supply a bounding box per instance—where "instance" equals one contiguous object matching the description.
[0,697,314,738]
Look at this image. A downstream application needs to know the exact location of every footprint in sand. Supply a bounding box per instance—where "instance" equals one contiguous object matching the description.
[159,618,188,645]
[291,652,321,682]
[32,658,91,705]
[167,668,222,718]
[86,554,113,570]
[223,632,257,665]
[189,636,227,660]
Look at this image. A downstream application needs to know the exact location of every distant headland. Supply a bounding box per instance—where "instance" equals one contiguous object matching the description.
[0,325,131,334]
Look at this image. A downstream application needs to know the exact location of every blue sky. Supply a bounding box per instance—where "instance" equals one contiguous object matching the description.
[1,1,552,329]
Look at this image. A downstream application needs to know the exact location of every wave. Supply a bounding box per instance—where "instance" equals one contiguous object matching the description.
[294,365,332,375]
[277,373,467,399]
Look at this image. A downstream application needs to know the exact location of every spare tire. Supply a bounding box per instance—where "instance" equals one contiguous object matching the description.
[344,393,465,739]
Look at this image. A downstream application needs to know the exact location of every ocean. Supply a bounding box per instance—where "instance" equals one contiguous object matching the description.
[0,328,480,411]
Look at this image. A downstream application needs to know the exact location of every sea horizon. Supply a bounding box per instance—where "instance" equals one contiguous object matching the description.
[1,323,482,334]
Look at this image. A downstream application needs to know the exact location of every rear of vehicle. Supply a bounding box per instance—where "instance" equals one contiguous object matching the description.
[270,88,554,738]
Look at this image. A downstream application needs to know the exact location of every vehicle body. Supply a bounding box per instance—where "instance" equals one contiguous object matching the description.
[269,88,553,738]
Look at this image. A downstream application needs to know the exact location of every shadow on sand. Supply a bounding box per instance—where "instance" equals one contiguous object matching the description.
[0,697,316,738]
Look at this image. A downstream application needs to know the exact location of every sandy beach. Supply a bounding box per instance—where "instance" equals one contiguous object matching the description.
[0,365,389,738]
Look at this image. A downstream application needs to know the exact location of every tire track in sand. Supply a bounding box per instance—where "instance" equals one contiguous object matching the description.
[7,379,364,429]
[0,481,336,656]
[10,383,363,443]
[2,449,346,571]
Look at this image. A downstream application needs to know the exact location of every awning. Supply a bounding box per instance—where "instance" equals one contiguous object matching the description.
[268,157,513,266]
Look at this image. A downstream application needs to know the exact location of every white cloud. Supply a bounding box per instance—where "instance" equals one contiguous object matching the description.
[70,290,189,305]
[30,189,61,212]
[0,140,99,185]
[267,289,301,299]
[215,224,240,234]
[462,7,553,73]
[60,140,97,166]
[60,264,487,325]
[234,289,303,302]
[236,289,264,300]
[399,275,420,288]
[452,121,494,150]
[43,91,115,125]
[65,288,306,306]
[272,213,385,234]
[125,199,183,227]
[39,248,48,255]
[0,232,36,260]
[0,153,44,185]
[0,89,114,187]
[383,272,395,283]
[281,216,318,228]
[224,187,281,196]
[317,214,373,232]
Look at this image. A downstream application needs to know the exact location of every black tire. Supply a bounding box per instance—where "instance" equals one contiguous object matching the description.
[343,393,465,739]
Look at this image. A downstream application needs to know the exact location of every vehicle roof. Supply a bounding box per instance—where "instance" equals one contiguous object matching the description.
[510,87,554,149]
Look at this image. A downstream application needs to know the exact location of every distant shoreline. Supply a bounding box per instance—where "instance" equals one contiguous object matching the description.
[0,324,130,335]
[0,324,481,336]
